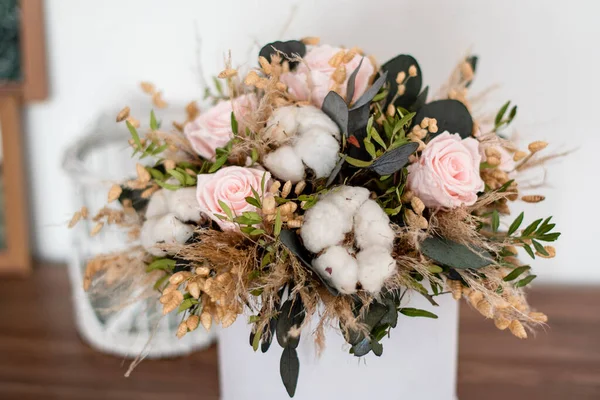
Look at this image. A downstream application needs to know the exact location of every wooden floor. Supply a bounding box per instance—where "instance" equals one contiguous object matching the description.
[0,265,598,400]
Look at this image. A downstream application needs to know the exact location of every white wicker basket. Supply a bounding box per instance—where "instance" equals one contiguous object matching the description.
[63,109,215,358]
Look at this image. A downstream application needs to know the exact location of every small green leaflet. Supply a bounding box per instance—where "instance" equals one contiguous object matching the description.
[491,210,500,233]
[146,258,176,272]
[503,266,531,282]
[399,308,438,319]
[515,274,537,288]
[150,110,159,130]
[345,156,373,168]
[508,212,524,235]
[231,112,239,135]
[219,200,234,220]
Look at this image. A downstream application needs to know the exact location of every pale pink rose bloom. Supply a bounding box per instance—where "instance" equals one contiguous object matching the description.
[184,94,257,160]
[196,166,270,231]
[280,45,375,108]
[407,132,485,209]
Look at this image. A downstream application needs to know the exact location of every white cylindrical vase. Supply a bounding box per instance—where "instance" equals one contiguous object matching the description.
[218,292,458,400]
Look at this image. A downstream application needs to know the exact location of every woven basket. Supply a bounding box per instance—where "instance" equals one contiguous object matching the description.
[63,108,215,358]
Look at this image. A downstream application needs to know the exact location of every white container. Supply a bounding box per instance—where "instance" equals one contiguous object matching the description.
[63,107,215,358]
[218,292,459,400]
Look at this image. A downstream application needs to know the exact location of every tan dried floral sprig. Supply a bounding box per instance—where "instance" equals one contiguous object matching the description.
[262,180,305,228]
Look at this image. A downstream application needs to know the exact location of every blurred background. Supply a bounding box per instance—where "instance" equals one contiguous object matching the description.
[0,0,598,399]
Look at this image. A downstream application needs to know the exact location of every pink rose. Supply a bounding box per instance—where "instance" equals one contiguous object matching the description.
[407,132,484,209]
[184,94,257,160]
[196,166,270,231]
[280,45,375,108]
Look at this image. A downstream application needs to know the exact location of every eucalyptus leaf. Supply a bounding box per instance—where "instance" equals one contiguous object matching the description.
[352,71,388,109]
[280,346,300,397]
[380,55,423,108]
[325,155,346,187]
[322,91,349,133]
[346,58,364,104]
[369,142,419,175]
[262,315,278,353]
[420,236,491,270]
[410,86,429,112]
[371,340,383,357]
[351,338,372,357]
[413,99,474,139]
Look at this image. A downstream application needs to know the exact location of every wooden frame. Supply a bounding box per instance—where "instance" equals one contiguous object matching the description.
[0,0,48,100]
[0,96,30,274]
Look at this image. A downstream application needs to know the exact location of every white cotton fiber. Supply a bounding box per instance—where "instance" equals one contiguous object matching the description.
[141,214,194,256]
[263,106,299,143]
[165,187,201,222]
[296,105,340,140]
[322,185,370,216]
[263,145,306,183]
[313,246,359,294]
[300,201,353,253]
[293,129,340,179]
[354,199,395,251]
[145,190,168,219]
[356,246,397,293]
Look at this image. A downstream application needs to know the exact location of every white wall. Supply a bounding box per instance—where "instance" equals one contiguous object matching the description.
[25,0,598,283]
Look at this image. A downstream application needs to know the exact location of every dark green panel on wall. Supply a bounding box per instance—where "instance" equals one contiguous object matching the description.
[0,0,20,82]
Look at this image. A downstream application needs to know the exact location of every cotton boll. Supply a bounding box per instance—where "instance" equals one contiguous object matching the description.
[293,129,340,179]
[140,214,194,256]
[313,246,359,294]
[354,199,395,251]
[263,106,299,143]
[263,145,306,183]
[296,105,341,140]
[322,185,370,217]
[300,200,353,253]
[145,190,168,219]
[165,187,201,223]
[357,246,397,294]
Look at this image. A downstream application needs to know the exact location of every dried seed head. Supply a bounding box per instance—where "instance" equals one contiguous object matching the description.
[140,81,155,94]
[186,315,200,331]
[332,65,347,85]
[136,164,151,183]
[116,106,130,122]
[401,189,414,204]
[537,246,556,259]
[396,71,406,84]
[186,101,199,120]
[80,206,89,219]
[513,150,528,161]
[200,311,212,331]
[449,280,463,300]
[301,36,320,45]
[275,81,287,91]
[404,209,428,229]
[460,61,474,81]
[195,266,211,277]
[126,116,140,128]
[278,202,298,216]
[262,196,276,215]
[90,222,104,237]
[170,271,192,285]
[486,155,501,167]
[172,121,184,132]
[176,321,188,338]
[68,212,82,228]
[218,68,238,79]
[152,92,168,108]
[411,197,425,215]
[258,56,272,75]
[163,160,176,171]
[281,181,292,198]
[420,117,430,129]
[521,195,545,203]
[328,50,345,67]
[221,312,237,328]
[408,65,418,77]
[162,290,183,315]
[494,316,511,330]
[188,281,200,299]
[485,147,502,159]
[244,70,260,86]
[476,299,494,319]
[528,141,548,153]
[294,180,306,196]
[269,181,281,194]
[468,290,483,306]
[107,184,122,203]
[529,312,548,323]
[397,84,406,96]
[342,49,357,64]
[386,104,396,117]
[287,219,303,229]
[509,320,527,339]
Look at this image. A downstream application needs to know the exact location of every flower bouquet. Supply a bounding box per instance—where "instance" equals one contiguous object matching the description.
[73,36,561,398]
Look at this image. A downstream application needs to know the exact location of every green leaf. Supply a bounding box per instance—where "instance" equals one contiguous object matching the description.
[370,142,418,175]
[150,110,159,130]
[126,120,142,153]
[372,89,388,103]
[231,112,239,135]
[427,264,444,274]
[491,210,500,233]
[537,232,561,242]
[497,179,515,193]
[218,200,234,220]
[251,148,259,163]
[523,244,535,259]
[212,76,223,95]
[508,105,518,124]
[249,228,266,236]
[399,308,438,319]
[167,169,186,185]
[208,154,228,173]
[148,167,165,181]
[252,325,263,352]
[522,218,543,237]
[420,236,491,270]
[396,111,416,130]
[146,258,176,272]
[177,298,199,313]
[495,101,511,127]
[155,180,179,190]
[280,346,300,397]
[345,156,373,168]
[532,239,549,256]
[250,186,262,207]
[245,196,261,208]
[515,274,537,288]
[364,139,376,159]
[508,212,524,235]
[371,340,383,357]
[153,274,170,291]
[274,209,282,237]
[503,266,531,282]
[370,127,387,149]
